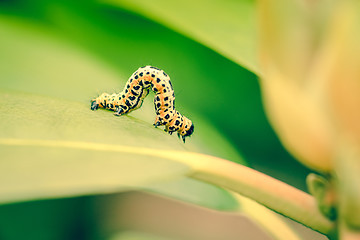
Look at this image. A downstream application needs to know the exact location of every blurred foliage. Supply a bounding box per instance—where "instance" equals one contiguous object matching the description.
[104,0,259,73]
[0,0,325,239]
[258,0,360,237]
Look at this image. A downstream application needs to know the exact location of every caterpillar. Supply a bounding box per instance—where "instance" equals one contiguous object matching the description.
[90,66,194,143]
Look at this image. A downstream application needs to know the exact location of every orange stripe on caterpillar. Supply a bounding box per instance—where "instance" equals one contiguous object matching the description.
[91,66,194,142]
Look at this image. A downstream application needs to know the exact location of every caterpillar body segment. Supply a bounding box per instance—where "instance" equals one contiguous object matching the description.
[91,66,194,142]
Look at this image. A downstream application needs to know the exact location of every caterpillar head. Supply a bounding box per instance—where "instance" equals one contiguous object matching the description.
[184,122,194,137]
[178,117,194,143]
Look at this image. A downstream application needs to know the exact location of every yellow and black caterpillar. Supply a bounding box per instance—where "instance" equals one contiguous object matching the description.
[91,66,194,142]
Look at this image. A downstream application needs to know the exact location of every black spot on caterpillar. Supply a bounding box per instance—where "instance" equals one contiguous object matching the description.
[91,65,194,142]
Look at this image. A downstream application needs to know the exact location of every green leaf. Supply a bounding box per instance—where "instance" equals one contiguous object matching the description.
[0,9,309,240]
[0,90,187,203]
[0,13,246,165]
[0,15,243,209]
[3,2,281,187]
[103,0,259,74]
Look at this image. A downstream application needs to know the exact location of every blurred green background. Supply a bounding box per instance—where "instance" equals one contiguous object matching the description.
[0,0,320,239]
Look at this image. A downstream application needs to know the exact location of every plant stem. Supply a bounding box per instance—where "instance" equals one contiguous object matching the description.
[183,153,336,236]
[0,138,336,236]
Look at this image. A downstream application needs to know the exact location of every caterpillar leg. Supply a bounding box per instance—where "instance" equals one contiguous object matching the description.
[114,106,125,116]
[177,132,186,143]
[154,116,174,137]
[153,115,164,128]
[90,93,110,111]
[161,124,176,136]
[90,100,99,110]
